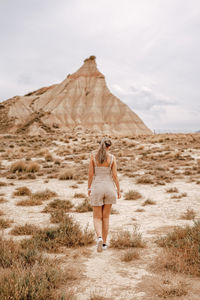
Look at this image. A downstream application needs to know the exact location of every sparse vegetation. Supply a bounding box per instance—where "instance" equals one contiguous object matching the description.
[0,218,12,229]
[121,249,140,262]
[136,175,154,184]
[21,214,94,252]
[75,198,93,213]
[124,190,142,200]
[59,169,74,180]
[110,227,145,249]
[43,199,74,213]
[13,186,31,196]
[156,221,200,276]
[74,192,87,198]
[180,208,196,220]
[10,223,39,235]
[166,187,179,193]
[142,199,156,206]
[0,236,71,299]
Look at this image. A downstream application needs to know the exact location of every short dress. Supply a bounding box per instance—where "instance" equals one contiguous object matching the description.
[90,154,117,206]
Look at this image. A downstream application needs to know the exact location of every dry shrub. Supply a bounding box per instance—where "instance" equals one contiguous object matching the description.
[0,218,12,229]
[121,249,140,262]
[110,227,145,249]
[136,175,154,184]
[142,199,156,206]
[26,162,40,173]
[75,198,93,213]
[31,189,57,201]
[10,160,26,173]
[145,275,188,299]
[59,169,74,180]
[124,190,142,200]
[156,221,200,276]
[0,237,69,299]
[135,208,145,212]
[50,210,65,223]
[45,153,53,161]
[0,197,7,203]
[43,199,74,213]
[21,214,94,252]
[180,208,196,220]
[171,192,187,199]
[17,198,43,206]
[166,187,179,193]
[13,186,31,196]
[10,224,39,235]
[74,192,87,198]
[156,279,188,298]
[0,181,7,186]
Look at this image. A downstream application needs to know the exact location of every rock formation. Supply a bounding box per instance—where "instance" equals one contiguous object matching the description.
[0,56,152,135]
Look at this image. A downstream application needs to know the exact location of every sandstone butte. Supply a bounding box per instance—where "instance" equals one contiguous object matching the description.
[0,56,152,136]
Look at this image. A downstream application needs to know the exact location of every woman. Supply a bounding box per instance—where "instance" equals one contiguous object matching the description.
[88,137,121,252]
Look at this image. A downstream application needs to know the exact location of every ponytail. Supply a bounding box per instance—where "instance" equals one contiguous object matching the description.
[96,137,112,164]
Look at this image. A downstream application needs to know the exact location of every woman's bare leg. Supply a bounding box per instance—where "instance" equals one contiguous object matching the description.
[102,204,112,244]
[93,206,103,238]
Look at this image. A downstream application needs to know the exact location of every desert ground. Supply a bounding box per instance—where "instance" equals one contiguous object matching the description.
[0,131,200,300]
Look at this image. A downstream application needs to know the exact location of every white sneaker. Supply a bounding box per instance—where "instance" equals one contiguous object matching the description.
[102,244,107,250]
[97,237,103,253]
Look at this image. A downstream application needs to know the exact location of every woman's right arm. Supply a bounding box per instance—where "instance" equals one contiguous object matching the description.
[88,154,94,196]
[111,156,121,198]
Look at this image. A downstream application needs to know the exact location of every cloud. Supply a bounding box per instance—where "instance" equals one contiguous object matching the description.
[112,83,174,111]
[0,0,200,131]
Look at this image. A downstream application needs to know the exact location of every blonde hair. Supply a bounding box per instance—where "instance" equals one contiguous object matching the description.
[96,137,112,164]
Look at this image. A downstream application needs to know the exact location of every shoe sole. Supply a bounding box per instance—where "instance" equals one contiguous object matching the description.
[97,240,103,253]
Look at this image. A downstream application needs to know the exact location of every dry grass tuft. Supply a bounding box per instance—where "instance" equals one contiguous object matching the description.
[17,198,43,206]
[10,160,26,173]
[124,190,142,200]
[0,210,4,216]
[156,221,200,276]
[136,175,154,184]
[142,199,156,206]
[0,218,13,229]
[75,198,93,213]
[180,208,196,220]
[121,249,140,262]
[59,169,74,180]
[43,199,74,213]
[0,197,7,203]
[156,280,188,298]
[13,186,31,196]
[0,181,7,186]
[10,223,39,235]
[110,226,145,249]
[26,162,40,173]
[166,187,179,193]
[21,214,94,252]
[74,192,87,198]
[135,208,145,212]
[50,210,66,223]
[0,236,70,299]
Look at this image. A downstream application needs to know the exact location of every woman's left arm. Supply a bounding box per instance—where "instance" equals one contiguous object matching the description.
[88,154,94,196]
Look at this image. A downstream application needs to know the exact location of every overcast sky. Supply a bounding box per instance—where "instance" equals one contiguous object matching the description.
[0,0,200,132]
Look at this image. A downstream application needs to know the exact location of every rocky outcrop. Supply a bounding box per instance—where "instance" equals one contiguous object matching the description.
[0,56,152,135]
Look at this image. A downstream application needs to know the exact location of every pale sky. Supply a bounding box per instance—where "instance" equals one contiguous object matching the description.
[0,0,200,132]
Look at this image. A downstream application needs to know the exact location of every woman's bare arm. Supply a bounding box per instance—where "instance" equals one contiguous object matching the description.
[88,154,94,196]
[111,156,121,198]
